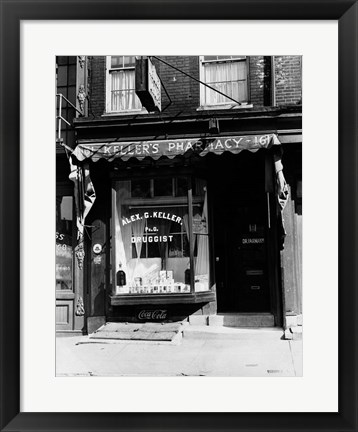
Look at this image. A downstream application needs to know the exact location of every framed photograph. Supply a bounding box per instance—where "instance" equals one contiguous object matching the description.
[1,1,357,431]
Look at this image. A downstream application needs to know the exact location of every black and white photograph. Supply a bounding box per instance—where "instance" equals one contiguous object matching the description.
[56,54,302,377]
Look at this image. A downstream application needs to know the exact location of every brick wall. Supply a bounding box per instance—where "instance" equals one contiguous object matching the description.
[153,56,200,116]
[274,56,302,106]
[87,56,106,117]
[249,56,265,106]
[85,55,302,118]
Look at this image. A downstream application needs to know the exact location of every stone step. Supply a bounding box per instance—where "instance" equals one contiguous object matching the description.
[189,313,276,327]
[183,325,283,340]
[88,321,187,343]
[210,313,275,327]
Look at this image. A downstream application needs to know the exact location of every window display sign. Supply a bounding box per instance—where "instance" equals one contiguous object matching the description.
[93,243,102,253]
[192,214,207,234]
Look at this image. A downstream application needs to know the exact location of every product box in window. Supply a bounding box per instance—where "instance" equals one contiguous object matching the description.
[182,284,190,293]
[130,285,138,294]
[174,282,186,293]
[116,285,129,295]
[134,277,142,287]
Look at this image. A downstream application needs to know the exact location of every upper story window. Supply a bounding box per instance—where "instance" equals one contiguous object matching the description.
[200,56,248,108]
[106,56,143,113]
[56,56,77,147]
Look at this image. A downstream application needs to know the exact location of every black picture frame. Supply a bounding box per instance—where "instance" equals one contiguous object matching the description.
[0,1,357,431]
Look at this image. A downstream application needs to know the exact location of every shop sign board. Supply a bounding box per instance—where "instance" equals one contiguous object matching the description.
[147,58,161,111]
[73,134,281,163]
[135,57,161,112]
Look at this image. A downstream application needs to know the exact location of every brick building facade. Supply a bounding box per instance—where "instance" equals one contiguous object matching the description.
[56,55,302,335]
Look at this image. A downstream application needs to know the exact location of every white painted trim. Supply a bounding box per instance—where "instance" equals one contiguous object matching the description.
[196,103,253,111]
[199,55,205,107]
[102,109,148,117]
[105,56,111,113]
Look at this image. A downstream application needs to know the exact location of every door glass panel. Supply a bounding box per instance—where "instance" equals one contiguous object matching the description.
[235,202,270,311]
[56,196,73,291]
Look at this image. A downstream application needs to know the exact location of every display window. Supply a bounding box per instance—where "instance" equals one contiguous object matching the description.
[112,176,211,296]
[56,196,74,291]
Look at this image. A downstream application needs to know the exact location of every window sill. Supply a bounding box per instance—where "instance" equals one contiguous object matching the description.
[103,109,148,116]
[197,103,253,111]
[56,291,75,300]
[110,291,216,306]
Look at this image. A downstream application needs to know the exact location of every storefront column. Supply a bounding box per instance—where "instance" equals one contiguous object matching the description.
[73,264,85,332]
[86,218,107,334]
[280,185,302,329]
[84,166,110,334]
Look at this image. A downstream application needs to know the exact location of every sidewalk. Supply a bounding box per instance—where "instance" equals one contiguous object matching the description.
[56,326,302,377]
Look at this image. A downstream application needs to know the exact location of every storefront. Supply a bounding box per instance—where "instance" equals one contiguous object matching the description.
[69,131,295,330]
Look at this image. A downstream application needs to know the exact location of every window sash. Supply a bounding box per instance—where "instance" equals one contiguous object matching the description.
[107,56,142,112]
[110,55,136,69]
[201,58,248,105]
[202,55,246,63]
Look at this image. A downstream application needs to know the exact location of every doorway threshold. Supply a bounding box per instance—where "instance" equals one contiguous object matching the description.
[209,313,275,327]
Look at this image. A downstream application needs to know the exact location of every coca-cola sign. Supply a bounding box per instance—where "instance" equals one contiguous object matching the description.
[138,309,168,320]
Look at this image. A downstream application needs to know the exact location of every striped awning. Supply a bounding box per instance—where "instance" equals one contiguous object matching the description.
[71,134,281,163]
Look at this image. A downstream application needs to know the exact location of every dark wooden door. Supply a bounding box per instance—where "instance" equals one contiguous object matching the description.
[214,192,271,313]
[208,151,275,313]
[227,199,270,312]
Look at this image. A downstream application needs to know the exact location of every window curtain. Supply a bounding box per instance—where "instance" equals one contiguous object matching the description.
[115,182,132,277]
[111,70,141,111]
[195,186,209,278]
[203,61,247,105]
[129,217,147,285]
[182,214,198,251]
[131,217,146,259]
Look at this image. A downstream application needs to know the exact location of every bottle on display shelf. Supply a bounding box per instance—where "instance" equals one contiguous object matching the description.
[185,265,191,285]
[116,262,126,286]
